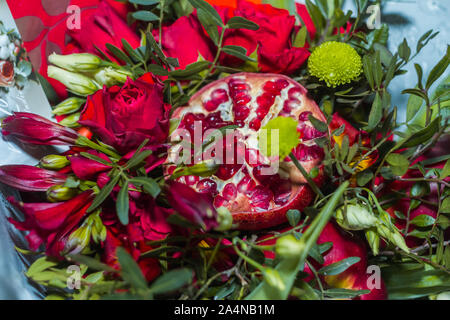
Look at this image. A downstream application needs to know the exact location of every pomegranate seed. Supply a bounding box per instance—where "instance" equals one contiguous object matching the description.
[215,164,242,180]
[288,87,305,100]
[222,183,237,200]
[249,118,261,131]
[196,179,218,196]
[263,81,278,93]
[293,144,325,161]
[204,100,219,112]
[298,111,312,121]
[185,175,199,186]
[245,148,264,167]
[299,124,326,140]
[283,99,299,113]
[237,175,256,195]
[252,165,274,183]
[275,79,289,90]
[183,113,196,125]
[211,88,228,103]
[234,95,251,106]
[256,92,275,110]
[214,195,228,208]
[229,82,248,91]
[233,105,250,120]
[250,186,273,210]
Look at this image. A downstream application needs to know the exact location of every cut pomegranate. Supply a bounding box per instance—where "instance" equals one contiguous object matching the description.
[167,73,327,230]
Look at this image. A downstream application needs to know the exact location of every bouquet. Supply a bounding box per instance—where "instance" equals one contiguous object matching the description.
[1,0,449,300]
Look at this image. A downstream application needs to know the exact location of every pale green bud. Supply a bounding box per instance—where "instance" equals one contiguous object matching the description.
[215,207,233,231]
[52,97,85,116]
[47,185,78,202]
[47,66,100,96]
[263,268,285,292]
[40,154,70,170]
[94,67,132,86]
[376,223,409,253]
[59,112,81,128]
[65,226,91,255]
[49,53,102,72]
[275,234,304,259]
[335,204,378,231]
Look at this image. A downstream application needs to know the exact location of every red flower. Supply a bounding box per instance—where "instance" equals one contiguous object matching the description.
[166,181,218,231]
[156,15,216,70]
[69,150,112,180]
[67,1,140,63]
[216,1,311,74]
[259,222,387,300]
[8,191,94,258]
[0,165,67,191]
[79,74,171,153]
[1,112,78,145]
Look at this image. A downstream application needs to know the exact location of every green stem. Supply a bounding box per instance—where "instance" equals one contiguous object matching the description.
[289,152,324,198]
[76,136,121,159]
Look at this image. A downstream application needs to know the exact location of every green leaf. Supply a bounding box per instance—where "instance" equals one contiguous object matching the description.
[149,268,193,295]
[397,116,440,149]
[26,257,58,278]
[129,177,161,198]
[406,90,423,122]
[117,247,148,291]
[386,153,410,176]
[441,159,450,179]
[246,181,349,300]
[227,16,259,30]
[356,170,374,186]
[362,55,374,89]
[425,45,450,90]
[293,26,307,48]
[441,197,450,214]
[368,92,382,130]
[88,172,120,213]
[68,254,117,273]
[222,45,256,62]
[307,114,328,132]
[398,38,411,62]
[410,214,436,227]
[197,8,220,45]
[105,43,132,65]
[324,288,370,299]
[132,10,159,21]
[117,182,130,225]
[129,0,159,5]
[169,61,211,79]
[187,0,223,27]
[286,209,301,227]
[318,257,361,276]
[124,150,153,170]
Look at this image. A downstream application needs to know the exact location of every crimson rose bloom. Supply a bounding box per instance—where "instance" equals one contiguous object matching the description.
[79,73,171,153]
[217,1,312,74]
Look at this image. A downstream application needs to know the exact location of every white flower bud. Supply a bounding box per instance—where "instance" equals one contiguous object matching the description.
[49,53,103,72]
[0,34,9,47]
[48,66,100,96]
[335,204,378,230]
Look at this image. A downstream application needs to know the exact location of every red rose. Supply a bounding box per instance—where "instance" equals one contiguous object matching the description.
[67,1,140,63]
[216,1,312,74]
[156,15,216,69]
[79,74,171,153]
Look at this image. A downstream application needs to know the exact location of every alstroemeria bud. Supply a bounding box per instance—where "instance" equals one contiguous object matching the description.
[49,53,103,72]
[2,112,78,145]
[52,97,86,116]
[47,66,100,96]
[376,223,409,253]
[263,268,285,292]
[275,234,304,259]
[335,204,378,231]
[65,225,91,255]
[215,207,233,231]
[59,113,81,128]
[94,67,133,86]
[0,165,67,191]
[47,185,78,202]
[40,155,70,170]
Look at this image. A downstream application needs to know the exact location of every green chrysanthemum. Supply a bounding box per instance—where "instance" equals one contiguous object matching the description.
[308,41,362,88]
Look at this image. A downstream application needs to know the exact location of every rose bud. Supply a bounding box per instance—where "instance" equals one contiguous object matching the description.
[2,112,79,145]
[47,66,100,96]
[94,67,133,87]
[0,60,15,87]
[40,155,70,170]
[52,97,86,116]
[59,112,81,128]
[48,53,103,72]
[46,185,79,202]
[0,165,67,191]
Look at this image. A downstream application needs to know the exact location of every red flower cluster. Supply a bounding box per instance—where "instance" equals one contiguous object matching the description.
[157,0,314,74]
